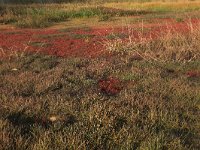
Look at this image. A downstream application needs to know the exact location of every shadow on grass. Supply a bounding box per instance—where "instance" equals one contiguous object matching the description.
[6,110,77,132]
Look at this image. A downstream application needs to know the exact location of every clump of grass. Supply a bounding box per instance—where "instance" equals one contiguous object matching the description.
[176,17,184,22]
[29,41,51,47]
[98,76,123,96]
[69,33,95,39]
[16,8,69,28]
[98,14,112,22]
[106,33,128,40]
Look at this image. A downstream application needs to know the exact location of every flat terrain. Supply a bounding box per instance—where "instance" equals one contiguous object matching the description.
[0,1,200,150]
[1,17,200,58]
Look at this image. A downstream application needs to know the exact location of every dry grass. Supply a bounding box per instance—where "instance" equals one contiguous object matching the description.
[0,25,200,149]
[104,1,200,12]
[0,1,200,149]
[104,22,200,62]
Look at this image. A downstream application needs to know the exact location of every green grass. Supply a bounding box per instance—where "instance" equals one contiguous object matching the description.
[0,6,70,28]
[29,41,51,47]
[106,33,129,40]
[69,33,95,39]
[0,6,115,28]
[1,1,200,28]
[59,26,92,32]
[37,33,67,39]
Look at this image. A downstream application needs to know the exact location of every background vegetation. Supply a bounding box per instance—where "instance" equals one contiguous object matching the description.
[1,0,200,28]
[0,0,200,4]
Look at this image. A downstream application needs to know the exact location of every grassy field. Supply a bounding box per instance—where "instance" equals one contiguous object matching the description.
[1,28,200,150]
[0,1,200,150]
[1,1,200,28]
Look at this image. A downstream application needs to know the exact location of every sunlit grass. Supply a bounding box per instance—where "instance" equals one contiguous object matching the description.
[104,1,200,12]
[0,1,200,148]
[0,27,200,149]
[1,1,200,28]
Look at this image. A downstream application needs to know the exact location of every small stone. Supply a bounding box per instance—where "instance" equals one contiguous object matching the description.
[12,68,18,71]
[49,116,58,122]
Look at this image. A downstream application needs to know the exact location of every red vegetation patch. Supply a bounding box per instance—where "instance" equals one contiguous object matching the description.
[186,71,200,78]
[0,18,200,58]
[98,76,123,95]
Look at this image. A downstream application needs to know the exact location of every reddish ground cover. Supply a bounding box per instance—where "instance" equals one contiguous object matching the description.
[98,76,123,96]
[186,71,200,78]
[0,18,200,58]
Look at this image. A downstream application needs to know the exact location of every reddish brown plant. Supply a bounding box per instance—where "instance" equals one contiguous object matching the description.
[98,76,123,95]
[186,71,200,78]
